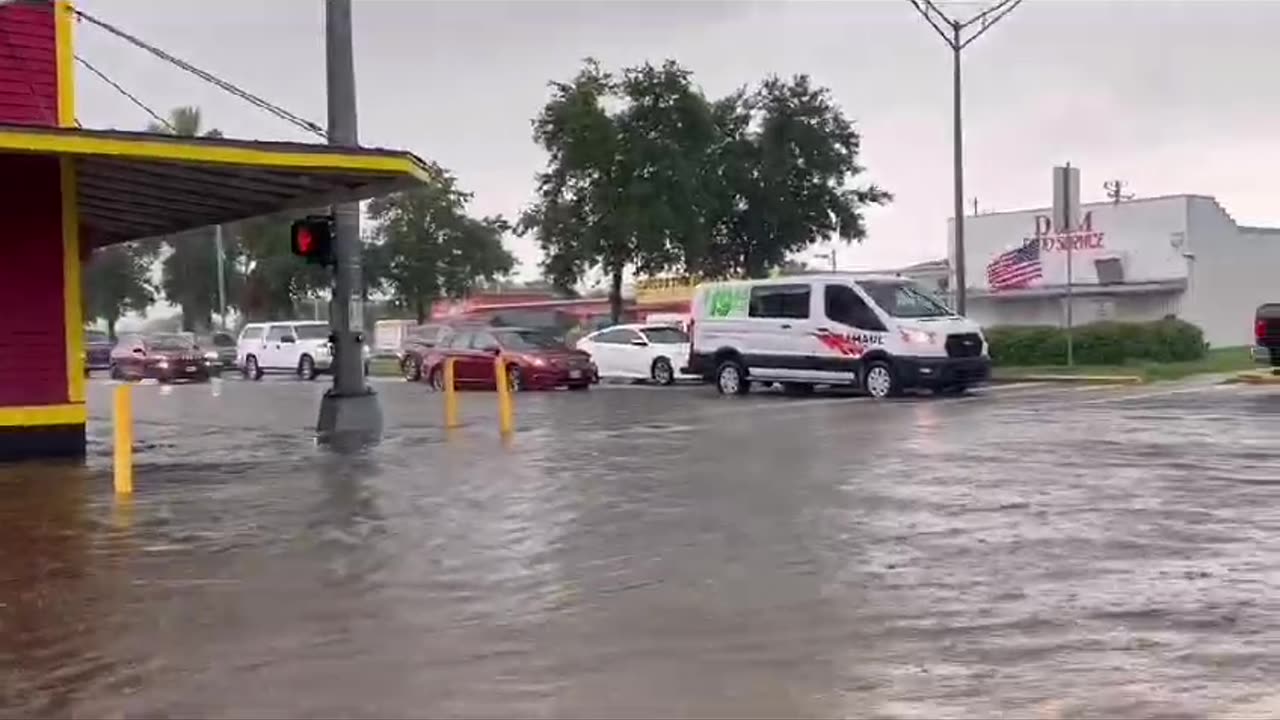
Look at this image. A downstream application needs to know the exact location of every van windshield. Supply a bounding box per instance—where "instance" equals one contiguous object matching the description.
[860,281,953,319]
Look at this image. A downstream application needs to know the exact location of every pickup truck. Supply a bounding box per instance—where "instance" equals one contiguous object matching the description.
[1255,303,1280,368]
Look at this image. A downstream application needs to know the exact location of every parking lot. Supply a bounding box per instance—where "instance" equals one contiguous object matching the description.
[3,375,1279,717]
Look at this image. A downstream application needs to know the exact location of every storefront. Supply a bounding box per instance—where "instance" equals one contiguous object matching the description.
[945,194,1280,347]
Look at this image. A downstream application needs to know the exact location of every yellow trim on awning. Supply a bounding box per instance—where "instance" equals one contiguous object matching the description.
[0,128,433,183]
[0,403,86,427]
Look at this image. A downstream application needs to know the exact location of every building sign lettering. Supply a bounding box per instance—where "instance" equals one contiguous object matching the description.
[1025,210,1105,252]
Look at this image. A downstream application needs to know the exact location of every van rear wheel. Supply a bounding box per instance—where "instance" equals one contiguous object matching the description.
[715,359,750,395]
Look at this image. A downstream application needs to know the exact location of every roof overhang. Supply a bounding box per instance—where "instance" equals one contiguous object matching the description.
[0,123,433,249]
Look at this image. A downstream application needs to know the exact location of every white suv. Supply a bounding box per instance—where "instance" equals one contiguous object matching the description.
[237,321,370,380]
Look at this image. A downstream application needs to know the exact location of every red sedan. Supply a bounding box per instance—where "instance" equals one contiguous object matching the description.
[423,327,597,391]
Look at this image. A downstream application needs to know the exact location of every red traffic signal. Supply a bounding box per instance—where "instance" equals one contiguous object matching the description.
[291,216,335,266]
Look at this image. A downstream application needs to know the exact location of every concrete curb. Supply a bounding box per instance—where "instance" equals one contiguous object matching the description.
[991,374,1145,385]
[1226,370,1280,385]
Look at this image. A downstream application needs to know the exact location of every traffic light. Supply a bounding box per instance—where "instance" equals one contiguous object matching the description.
[291,215,336,267]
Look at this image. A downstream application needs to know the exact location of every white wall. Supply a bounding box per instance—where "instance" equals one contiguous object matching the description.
[1181,197,1280,347]
[969,291,1182,330]
[949,196,1192,292]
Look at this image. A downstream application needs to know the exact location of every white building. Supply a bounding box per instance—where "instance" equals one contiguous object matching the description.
[935,194,1280,348]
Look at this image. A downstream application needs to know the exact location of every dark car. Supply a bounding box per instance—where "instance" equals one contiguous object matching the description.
[398,323,453,381]
[200,331,238,375]
[84,329,112,374]
[1255,303,1280,368]
[421,326,597,392]
[109,333,212,383]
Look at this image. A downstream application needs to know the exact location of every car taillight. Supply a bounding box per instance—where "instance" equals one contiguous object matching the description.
[1258,319,1268,341]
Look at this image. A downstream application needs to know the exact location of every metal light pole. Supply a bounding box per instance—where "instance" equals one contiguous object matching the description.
[214,224,227,328]
[907,0,1023,315]
[317,0,382,446]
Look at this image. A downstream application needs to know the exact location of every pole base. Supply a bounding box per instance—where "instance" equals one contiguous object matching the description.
[316,388,383,451]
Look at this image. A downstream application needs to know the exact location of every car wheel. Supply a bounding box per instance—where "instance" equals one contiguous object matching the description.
[715,359,750,396]
[402,356,421,382]
[298,355,317,381]
[863,360,899,399]
[429,366,447,392]
[246,355,264,381]
[109,363,121,380]
[506,366,522,393]
[651,357,675,386]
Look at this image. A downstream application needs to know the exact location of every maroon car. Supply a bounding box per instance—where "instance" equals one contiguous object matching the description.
[109,333,212,383]
[422,327,597,391]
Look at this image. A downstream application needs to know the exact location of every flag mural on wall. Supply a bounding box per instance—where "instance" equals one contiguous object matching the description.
[986,241,1043,291]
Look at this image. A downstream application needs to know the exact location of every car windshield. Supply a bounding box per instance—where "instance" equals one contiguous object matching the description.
[494,329,564,351]
[642,326,689,344]
[148,334,196,351]
[859,281,953,319]
[85,330,108,344]
[211,333,235,347]
[409,326,443,341]
[295,325,330,340]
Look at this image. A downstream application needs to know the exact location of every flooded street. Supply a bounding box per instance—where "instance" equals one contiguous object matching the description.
[1,378,1278,718]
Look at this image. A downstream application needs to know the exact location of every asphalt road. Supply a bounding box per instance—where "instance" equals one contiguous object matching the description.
[1,376,1278,718]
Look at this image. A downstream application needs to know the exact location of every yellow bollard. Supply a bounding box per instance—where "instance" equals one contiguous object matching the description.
[113,384,134,495]
[443,357,460,429]
[494,355,514,436]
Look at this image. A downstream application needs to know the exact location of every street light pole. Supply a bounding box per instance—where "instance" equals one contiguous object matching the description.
[317,0,382,447]
[906,0,1023,316]
[214,224,226,328]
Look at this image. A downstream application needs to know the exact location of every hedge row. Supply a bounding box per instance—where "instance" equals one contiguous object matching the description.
[985,319,1207,366]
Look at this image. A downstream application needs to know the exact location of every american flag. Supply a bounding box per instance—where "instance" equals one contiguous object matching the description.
[986,242,1043,290]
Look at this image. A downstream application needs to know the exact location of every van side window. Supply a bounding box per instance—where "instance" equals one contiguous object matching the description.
[749,285,810,319]
[825,285,886,331]
[240,327,264,341]
[266,326,290,343]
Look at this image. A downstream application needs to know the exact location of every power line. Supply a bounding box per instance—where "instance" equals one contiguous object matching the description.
[75,54,174,132]
[72,7,328,140]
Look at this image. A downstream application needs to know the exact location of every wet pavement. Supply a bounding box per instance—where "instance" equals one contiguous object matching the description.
[1,376,1278,718]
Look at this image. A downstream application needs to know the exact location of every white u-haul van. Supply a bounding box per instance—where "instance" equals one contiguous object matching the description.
[685,275,990,398]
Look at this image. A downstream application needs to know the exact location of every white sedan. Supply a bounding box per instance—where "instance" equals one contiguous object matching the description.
[576,323,693,385]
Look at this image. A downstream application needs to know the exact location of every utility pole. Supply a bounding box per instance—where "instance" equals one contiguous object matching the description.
[214,224,227,329]
[907,0,1023,315]
[1103,179,1133,204]
[317,0,382,447]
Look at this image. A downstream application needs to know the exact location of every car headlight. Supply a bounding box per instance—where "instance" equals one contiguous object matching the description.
[156,359,169,368]
[900,328,936,345]
[204,351,218,361]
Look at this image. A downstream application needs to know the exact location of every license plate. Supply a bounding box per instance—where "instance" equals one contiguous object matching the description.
[186,365,197,372]
[569,369,582,379]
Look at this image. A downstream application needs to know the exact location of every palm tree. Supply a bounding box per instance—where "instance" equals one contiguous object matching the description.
[151,106,234,331]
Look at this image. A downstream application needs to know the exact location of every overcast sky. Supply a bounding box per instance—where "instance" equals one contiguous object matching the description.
[74,0,1280,282]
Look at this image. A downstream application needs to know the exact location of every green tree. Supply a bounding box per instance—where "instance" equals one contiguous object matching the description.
[519,59,718,323]
[235,214,330,321]
[82,241,160,339]
[701,75,891,278]
[368,170,516,323]
[148,106,238,331]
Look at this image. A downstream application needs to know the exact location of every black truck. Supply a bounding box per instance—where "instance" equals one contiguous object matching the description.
[1255,303,1280,368]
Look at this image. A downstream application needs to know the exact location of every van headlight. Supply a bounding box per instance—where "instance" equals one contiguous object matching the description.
[204,351,218,361]
[899,328,936,345]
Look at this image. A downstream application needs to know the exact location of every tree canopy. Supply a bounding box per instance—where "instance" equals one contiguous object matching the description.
[367,168,516,323]
[519,59,891,320]
[82,241,160,339]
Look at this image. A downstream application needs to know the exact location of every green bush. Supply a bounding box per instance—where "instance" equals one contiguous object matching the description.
[986,319,1206,366]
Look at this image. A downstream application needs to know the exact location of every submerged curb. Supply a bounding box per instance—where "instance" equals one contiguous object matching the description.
[1227,370,1280,385]
[991,374,1144,385]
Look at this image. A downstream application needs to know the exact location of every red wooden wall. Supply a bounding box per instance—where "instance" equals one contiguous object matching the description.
[0,154,66,406]
[0,5,57,126]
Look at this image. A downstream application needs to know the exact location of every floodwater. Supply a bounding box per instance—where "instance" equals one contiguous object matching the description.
[1,378,1278,718]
